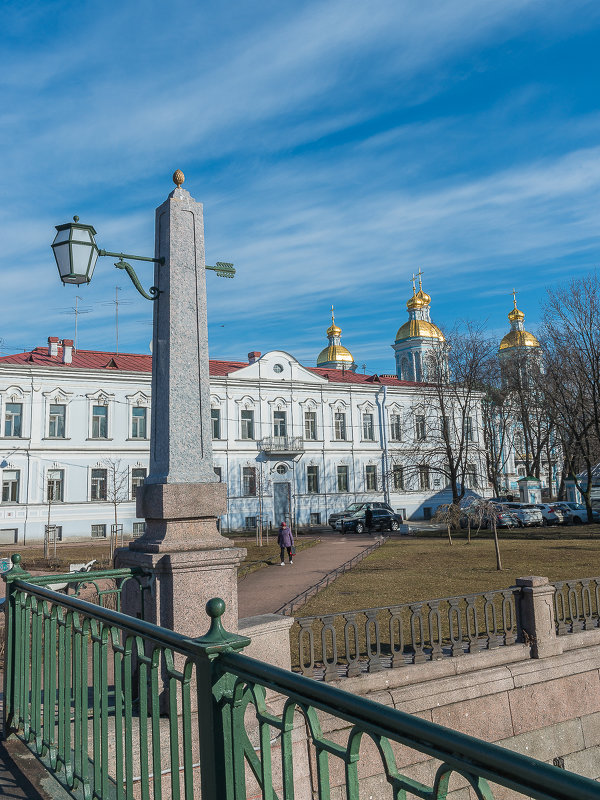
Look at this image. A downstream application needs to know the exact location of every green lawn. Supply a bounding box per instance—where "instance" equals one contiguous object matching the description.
[295,534,600,617]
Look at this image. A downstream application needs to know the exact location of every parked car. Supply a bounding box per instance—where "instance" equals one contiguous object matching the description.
[328,501,394,529]
[335,508,403,534]
[460,503,519,529]
[533,504,566,526]
[498,502,543,527]
[556,502,600,524]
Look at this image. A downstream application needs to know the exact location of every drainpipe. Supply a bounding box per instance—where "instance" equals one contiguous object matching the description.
[377,385,390,506]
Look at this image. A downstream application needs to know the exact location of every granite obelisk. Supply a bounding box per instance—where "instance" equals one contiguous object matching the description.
[116,173,245,635]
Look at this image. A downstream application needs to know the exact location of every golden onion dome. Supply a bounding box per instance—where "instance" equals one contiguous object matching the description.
[327,323,342,337]
[508,306,525,322]
[499,330,540,351]
[316,344,355,365]
[395,319,445,342]
[407,293,426,310]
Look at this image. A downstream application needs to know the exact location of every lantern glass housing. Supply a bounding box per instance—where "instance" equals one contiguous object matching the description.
[51,220,99,285]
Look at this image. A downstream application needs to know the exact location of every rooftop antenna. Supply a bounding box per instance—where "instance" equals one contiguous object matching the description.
[100,287,132,354]
[54,296,92,351]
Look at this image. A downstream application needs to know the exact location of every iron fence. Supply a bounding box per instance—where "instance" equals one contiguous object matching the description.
[294,588,519,679]
[3,557,600,799]
[554,577,600,635]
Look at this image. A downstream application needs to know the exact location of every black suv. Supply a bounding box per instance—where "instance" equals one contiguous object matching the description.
[328,501,394,529]
[335,508,403,534]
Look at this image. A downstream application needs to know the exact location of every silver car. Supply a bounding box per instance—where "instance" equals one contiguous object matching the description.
[534,504,566,526]
[501,503,544,527]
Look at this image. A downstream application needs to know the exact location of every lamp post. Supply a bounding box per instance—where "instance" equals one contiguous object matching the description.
[51,172,246,643]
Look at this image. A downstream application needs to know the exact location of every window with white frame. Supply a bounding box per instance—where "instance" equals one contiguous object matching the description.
[390,413,402,441]
[441,415,450,439]
[365,465,377,491]
[214,466,223,482]
[92,405,108,439]
[362,413,374,441]
[419,465,430,490]
[393,464,404,491]
[131,467,147,499]
[304,411,317,440]
[465,416,476,442]
[415,415,426,441]
[273,410,287,437]
[310,512,321,525]
[47,469,64,502]
[211,408,221,439]
[337,465,349,492]
[132,522,145,538]
[4,403,22,437]
[48,404,66,438]
[243,467,256,496]
[91,468,107,501]
[465,464,478,488]
[91,524,107,538]
[2,470,20,503]
[131,407,147,439]
[241,409,254,440]
[334,411,347,440]
[245,516,257,530]
[307,465,319,494]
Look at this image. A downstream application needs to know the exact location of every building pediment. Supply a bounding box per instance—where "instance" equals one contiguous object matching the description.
[226,351,328,384]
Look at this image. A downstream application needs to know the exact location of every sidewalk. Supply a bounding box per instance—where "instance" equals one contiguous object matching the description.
[237,533,378,618]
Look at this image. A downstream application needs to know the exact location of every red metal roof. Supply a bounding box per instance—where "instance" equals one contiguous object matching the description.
[0,343,421,386]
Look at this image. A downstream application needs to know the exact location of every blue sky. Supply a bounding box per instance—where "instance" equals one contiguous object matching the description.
[1,0,599,373]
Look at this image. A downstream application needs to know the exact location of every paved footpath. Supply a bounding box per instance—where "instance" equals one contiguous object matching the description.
[237,533,379,618]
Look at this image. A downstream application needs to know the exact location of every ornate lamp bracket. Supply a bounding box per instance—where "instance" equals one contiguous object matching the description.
[98,249,164,301]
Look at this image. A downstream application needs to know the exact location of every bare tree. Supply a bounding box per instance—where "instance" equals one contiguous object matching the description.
[540,328,600,522]
[460,495,487,544]
[405,324,494,505]
[104,458,130,559]
[500,351,553,484]
[480,357,516,496]
[432,503,462,545]
[477,498,504,570]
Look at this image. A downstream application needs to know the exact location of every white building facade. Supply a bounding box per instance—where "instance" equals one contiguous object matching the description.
[0,327,488,543]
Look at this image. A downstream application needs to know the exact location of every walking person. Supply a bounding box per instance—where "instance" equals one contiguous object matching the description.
[278,520,294,565]
[365,504,373,535]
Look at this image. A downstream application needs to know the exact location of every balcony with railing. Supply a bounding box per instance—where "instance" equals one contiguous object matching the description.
[259,435,305,454]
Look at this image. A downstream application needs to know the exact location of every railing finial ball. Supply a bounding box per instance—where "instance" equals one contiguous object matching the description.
[11,553,21,566]
[206,597,225,619]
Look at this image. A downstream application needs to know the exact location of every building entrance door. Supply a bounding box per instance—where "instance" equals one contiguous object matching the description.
[274,482,291,527]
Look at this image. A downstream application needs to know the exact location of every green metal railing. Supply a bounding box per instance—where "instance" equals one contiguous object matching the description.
[3,554,600,800]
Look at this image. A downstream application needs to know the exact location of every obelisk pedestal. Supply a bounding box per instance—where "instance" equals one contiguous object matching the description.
[115,175,245,641]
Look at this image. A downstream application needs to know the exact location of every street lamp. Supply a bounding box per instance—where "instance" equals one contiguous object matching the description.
[52,200,235,299]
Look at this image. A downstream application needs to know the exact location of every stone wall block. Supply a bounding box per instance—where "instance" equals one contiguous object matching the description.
[508,670,600,735]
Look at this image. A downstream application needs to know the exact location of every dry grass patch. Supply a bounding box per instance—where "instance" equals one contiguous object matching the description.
[296,536,600,617]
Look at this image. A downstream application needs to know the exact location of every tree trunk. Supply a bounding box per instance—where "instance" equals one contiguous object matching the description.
[493,521,502,570]
[447,523,453,545]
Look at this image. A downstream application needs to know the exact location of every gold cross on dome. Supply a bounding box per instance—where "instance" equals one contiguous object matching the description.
[410,273,417,294]
[417,267,424,289]
[331,305,335,326]
[512,288,518,308]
